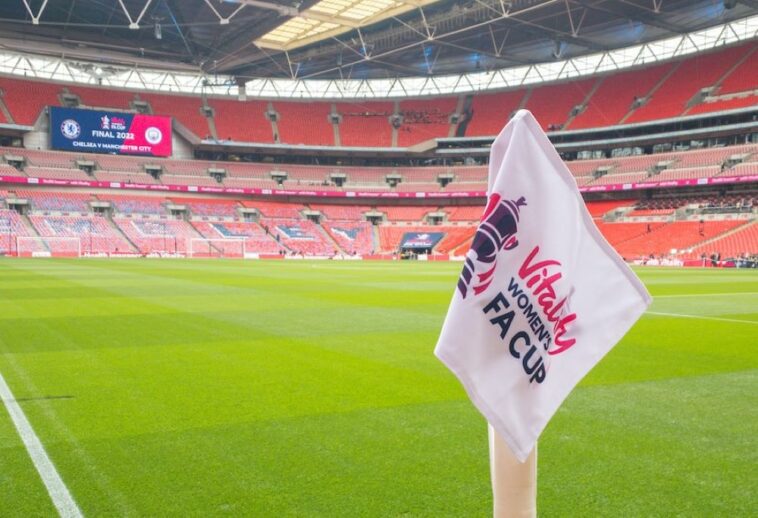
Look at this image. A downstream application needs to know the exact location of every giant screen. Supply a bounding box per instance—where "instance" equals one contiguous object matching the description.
[50,107,172,157]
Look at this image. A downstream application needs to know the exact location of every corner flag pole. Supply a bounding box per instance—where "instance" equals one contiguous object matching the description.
[489,424,537,518]
[435,110,650,517]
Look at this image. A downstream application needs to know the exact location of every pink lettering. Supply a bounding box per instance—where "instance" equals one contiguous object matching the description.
[518,246,578,355]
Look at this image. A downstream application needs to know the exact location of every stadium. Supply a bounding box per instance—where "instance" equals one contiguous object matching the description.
[0,0,755,515]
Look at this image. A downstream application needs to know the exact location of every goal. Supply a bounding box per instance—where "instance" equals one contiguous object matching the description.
[16,236,81,258]
[188,238,246,258]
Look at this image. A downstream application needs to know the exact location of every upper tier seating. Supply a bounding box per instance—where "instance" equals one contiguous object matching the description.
[275,101,333,146]
[0,77,60,125]
[626,44,748,123]
[209,99,273,143]
[466,90,525,137]
[524,78,597,131]
[0,41,752,148]
[68,85,134,110]
[397,98,458,146]
[686,46,758,115]
[570,63,674,129]
[336,102,394,147]
[717,47,758,95]
[140,92,209,138]
[687,95,758,115]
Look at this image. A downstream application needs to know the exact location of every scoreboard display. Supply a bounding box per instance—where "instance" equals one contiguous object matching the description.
[50,107,172,157]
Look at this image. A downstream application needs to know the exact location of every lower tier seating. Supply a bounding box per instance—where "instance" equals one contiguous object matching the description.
[28,214,135,255]
[191,221,284,255]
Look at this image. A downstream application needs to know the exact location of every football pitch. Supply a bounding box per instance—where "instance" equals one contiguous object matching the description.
[0,259,755,516]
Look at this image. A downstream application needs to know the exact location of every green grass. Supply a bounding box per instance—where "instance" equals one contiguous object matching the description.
[0,259,755,516]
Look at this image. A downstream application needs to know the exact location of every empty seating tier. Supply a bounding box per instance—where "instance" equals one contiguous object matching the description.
[336,102,394,147]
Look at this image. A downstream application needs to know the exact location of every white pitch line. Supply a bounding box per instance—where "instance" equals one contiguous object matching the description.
[647,311,758,325]
[653,292,758,299]
[0,371,83,518]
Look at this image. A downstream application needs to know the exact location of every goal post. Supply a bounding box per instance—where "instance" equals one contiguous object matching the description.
[141,235,182,256]
[188,238,246,258]
[16,236,81,258]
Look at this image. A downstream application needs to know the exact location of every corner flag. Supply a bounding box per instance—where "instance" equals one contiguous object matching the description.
[435,110,651,462]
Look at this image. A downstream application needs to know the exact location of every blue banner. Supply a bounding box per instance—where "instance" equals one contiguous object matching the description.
[400,232,445,249]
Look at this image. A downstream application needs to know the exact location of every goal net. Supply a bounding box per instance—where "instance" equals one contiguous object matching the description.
[188,238,245,258]
[16,236,81,258]
[140,235,182,256]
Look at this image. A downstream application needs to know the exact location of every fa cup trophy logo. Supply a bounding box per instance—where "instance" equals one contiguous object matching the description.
[458,193,527,298]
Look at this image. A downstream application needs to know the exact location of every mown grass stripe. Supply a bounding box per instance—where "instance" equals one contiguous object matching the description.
[0,371,82,518]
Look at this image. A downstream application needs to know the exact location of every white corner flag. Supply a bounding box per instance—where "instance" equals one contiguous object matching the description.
[435,110,652,466]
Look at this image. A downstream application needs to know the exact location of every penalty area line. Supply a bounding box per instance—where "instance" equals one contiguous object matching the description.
[0,370,83,518]
[646,311,758,325]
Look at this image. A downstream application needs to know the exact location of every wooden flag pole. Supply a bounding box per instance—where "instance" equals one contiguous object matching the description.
[489,424,537,518]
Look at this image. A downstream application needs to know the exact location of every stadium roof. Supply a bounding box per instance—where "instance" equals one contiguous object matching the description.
[0,0,755,81]
[255,0,442,51]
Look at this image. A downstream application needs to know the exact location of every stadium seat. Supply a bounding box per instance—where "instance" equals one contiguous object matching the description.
[626,44,748,123]
[397,98,458,146]
[336,102,394,147]
[275,101,334,146]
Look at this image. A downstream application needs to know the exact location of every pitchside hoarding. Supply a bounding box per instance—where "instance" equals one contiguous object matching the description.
[50,107,172,157]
